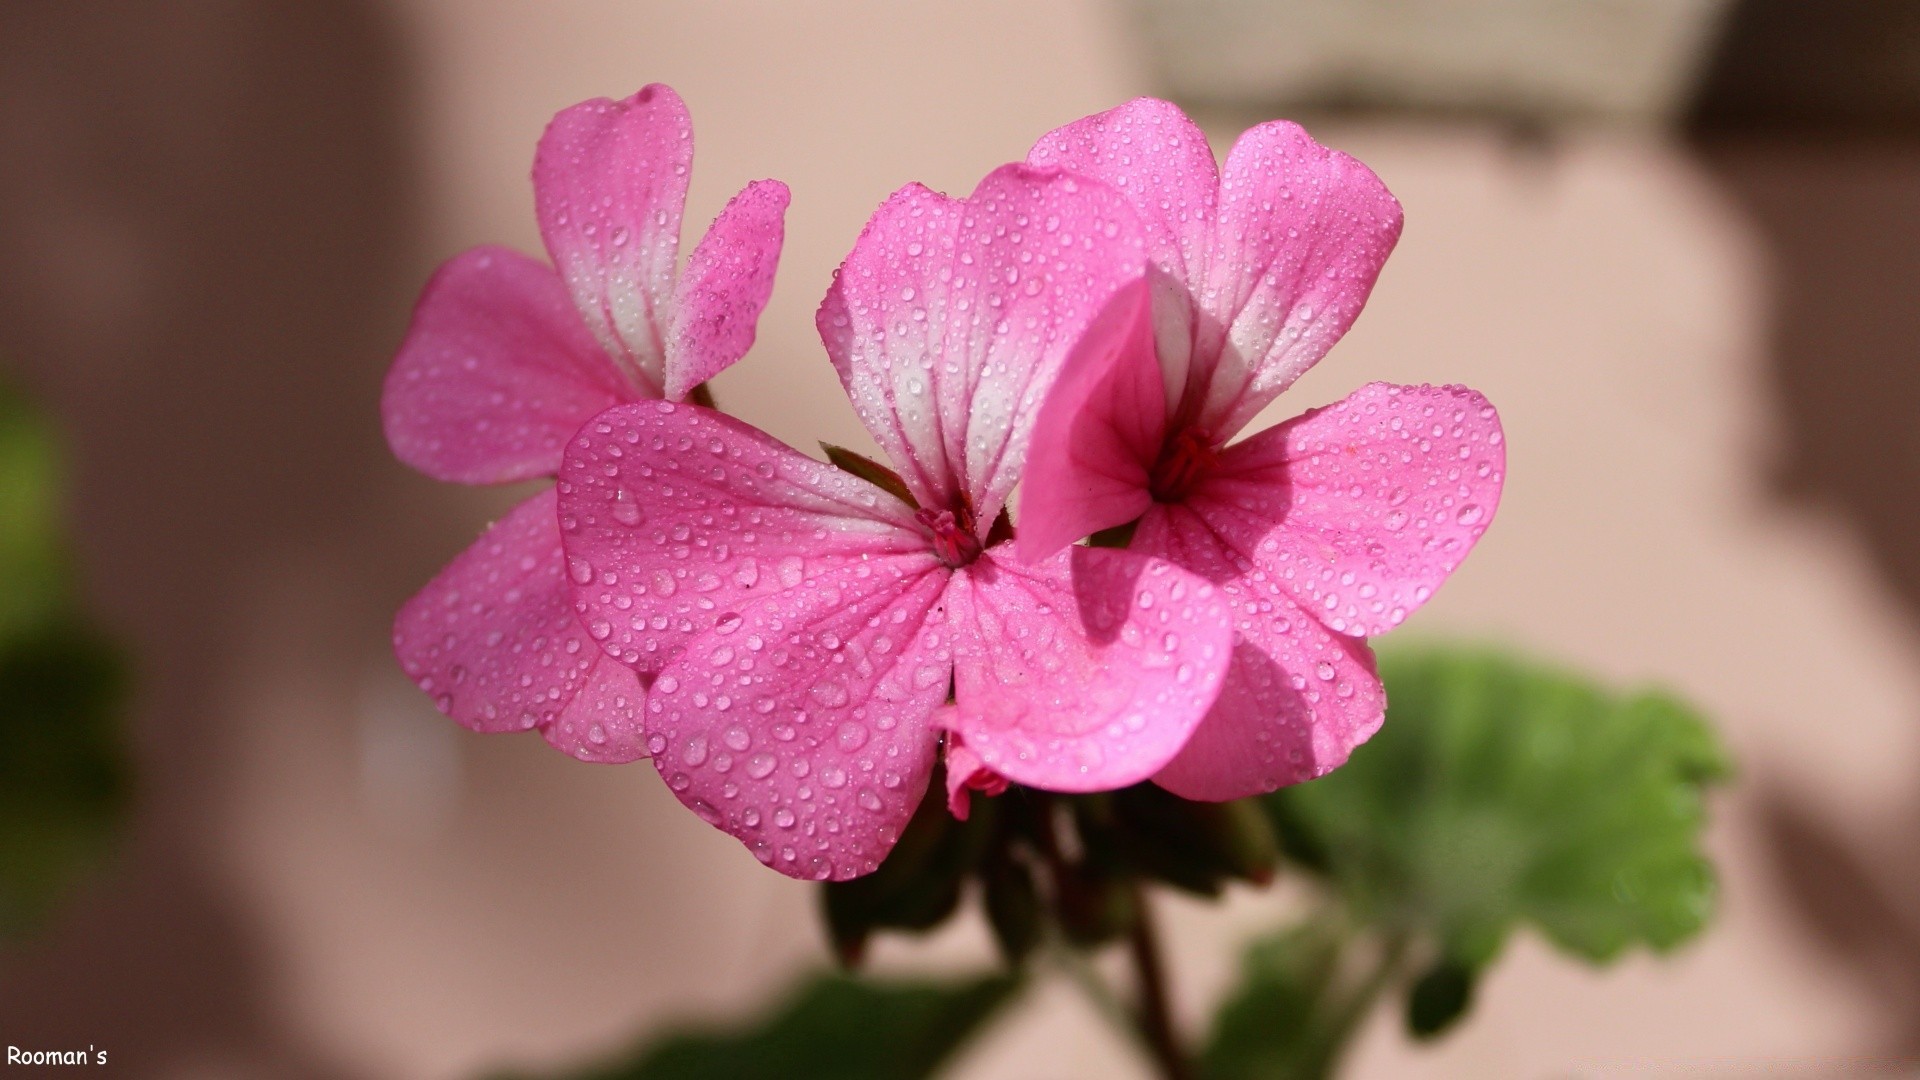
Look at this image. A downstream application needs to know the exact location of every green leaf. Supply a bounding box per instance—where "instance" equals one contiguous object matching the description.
[0,378,69,643]
[506,972,1021,1080]
[1199,921,1353,1080]
[0,620,131,941]
[1267,646,1731,975]
[1404,959,1474,1040]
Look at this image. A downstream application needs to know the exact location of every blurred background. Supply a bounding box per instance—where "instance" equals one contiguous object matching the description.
[4,0,1920,1075]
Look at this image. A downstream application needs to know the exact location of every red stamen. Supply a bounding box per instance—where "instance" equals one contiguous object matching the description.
[917,505,982,568]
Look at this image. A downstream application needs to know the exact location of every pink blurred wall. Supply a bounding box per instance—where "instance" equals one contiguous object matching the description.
[4,2,1919,1076]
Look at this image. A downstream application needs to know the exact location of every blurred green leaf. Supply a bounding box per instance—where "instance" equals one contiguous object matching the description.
[1078,783,1279,898]
[0,378,69,643]
[0,620,131,940]
[1267,646,1730,974]
[1198,921,1353,1080]
[507,972,1020,1080]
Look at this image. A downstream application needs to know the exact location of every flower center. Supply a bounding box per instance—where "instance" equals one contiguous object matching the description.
[917,505,983,568]
[1148,425,1219,503]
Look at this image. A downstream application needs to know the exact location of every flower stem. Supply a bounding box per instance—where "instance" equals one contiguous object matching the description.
[1126,884,1194,1080]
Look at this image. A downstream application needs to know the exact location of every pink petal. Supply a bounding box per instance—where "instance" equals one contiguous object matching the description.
[1015,278,1162,562]
[644,561,954,880]
[1204,383,1505,638]
[542,652,650,763]
[1134,503,1384,800]
[382,246,631,484]
[534,84,693,395]
[938,722,1009,821]
[556,400,931,680]
[665,179,791,402]
[818,165,1146,528]
[1028,97,1219,403]
[942,546,1232,792]
[393,489,646,760]
[1191,121,1402,437]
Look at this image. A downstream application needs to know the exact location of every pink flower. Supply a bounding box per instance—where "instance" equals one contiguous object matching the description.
[383,85,788,762]
[1018,99,1506,800]
[557,166,1235,879]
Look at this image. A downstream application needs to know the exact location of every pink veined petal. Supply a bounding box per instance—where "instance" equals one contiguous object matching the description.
[1133,502,1385,800]
[534,84,693,395]
[382,245,632,484]
[645,560,954,881]
[937,722,1009,821]
[1192,120,1403,437]
[1029,97,1219,409]
[1016,277,1162,563]
[392,489,645,759]
[818,165,1147,529]
[1201,382,1506,638]
[665,178,791,402]
[943,545,1232,792]
[556,400,930,680]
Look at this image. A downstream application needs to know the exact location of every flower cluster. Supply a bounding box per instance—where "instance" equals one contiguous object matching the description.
[384,86,1504,881]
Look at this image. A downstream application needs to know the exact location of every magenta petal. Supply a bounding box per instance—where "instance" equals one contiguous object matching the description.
[534,84,693,394]
[645,561,954,880]
[665,179,791,402]
[541,653,649,763]
[1016,277,1162,562]
[393,489,644,757]
[1192,121,1403,436]
[557,400,930,680]
[1209,383,1506,637]
[1134,504,1384,800]
[818,165,1147,527]
[944,546,1231,793]
[382,246,630,484]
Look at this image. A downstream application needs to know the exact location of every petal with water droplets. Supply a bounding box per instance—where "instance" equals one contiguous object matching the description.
[1192,120,1402,436]
[535,84,691,394]
[646,560,953,881]
[556,401,929,680]
[1016,278,1162,561]
[1201,382,1506,638]
[1029,97,1219,403]
[393,489,646,760]
[665,179,790,401]
[382,246,630,484]
[943,546,1231,792]
[818,165,1146,528]
[1134,502,1384,799]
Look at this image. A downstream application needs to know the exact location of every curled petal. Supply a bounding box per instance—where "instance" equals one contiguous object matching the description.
[1193,120,1402,436]
[938,722,1009,821]
[1200,383,1506,638]
[535,84,692,393]
[393,489,646,760]
[382,246,629,484]
[1135,503,1384,799]
[665,179,791,401]
[1029,97,1219,402]
[818,165,1147,528]
[557,401,929,679]
[1016,278,1162,562]
[645,562,953,881]
[943,546,1232,792]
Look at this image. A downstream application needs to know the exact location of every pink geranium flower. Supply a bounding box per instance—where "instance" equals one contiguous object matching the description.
[1019,99,1506,800]
[383,85,788,762]
[557,166,1235,879]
